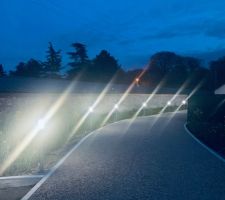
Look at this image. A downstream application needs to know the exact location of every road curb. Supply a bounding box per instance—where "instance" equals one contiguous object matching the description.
[184,123,225,164]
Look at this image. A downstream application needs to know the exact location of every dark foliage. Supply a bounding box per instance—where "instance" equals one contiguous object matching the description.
[89,50,124,82]
[7,42,222,91]
[187,94,225,154]
[10,59,43,77]
[67,43,90,79]
[42,42,62,78]
[187,94,225,124]
[210,56,225,89]
[148,51,210,89]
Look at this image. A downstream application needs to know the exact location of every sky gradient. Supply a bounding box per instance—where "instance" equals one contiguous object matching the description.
[1,0,225,71]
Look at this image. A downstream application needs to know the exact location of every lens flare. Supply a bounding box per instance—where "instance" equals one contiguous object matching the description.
[37,119,46,131]
[146,78,192,131]
[0,80,78,175]
[157,77,206,130]
[182,100,186,105]
[142,102,147,107]
[101,67,148,127]
[88,107,94,113]
[67,76,118,142]
[167,101,171,105]
[114,104,119,109]
[124,78,166,131]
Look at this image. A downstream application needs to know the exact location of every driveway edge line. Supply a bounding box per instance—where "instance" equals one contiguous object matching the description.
[184,123,225,164]
[21,131,97,200]
[0,175,44,180]
[21,110,185,199]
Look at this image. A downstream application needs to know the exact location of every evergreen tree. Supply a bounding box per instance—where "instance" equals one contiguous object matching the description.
[43,42,62,78]
[67,43,89,79]
[68,43,88,65]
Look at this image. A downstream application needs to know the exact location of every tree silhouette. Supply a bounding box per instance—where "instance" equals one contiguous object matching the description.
[149,52,178,76]
[148,51,206,88]
[0,64,6,77]
[183,57,201,73]
[91,50,122,82]
[67,43,90,79]
[10,59,43,77]
[10,62,26,76]
[148,51,182,86]
[43,42,62,78]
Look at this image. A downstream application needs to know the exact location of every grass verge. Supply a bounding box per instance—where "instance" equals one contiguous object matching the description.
[1,105,186,176]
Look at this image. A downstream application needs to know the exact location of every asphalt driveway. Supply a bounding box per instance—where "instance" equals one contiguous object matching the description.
[24,112,225,200]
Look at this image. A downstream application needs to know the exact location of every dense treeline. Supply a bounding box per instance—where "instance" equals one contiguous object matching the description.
[0,42,225,90]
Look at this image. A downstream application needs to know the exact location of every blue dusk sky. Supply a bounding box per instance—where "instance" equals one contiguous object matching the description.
[1,0,225,71]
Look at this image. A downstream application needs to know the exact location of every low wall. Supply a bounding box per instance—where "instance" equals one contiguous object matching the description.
[0,93,186,114]
[0,92,186,176]
[0,93,187,146]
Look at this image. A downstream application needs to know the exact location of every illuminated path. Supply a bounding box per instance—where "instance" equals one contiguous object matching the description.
[25,112,225,200]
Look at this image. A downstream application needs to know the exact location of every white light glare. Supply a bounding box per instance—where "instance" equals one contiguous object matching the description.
[114,104,119,109]
[88,107,94,113]
[142,102,147,107]
[167,101,171,106]
[37,119,46,131]
[182,100,187,105]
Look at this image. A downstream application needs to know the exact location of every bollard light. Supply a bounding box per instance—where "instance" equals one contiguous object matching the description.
[37,119,46,131]
[182,100,186,105]
[88,107,94,113]
[114,104,119,110]
[142,102,147,107]
[167,101,171,106]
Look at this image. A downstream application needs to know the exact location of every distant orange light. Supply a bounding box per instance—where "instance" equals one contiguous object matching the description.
[135,78,139,82]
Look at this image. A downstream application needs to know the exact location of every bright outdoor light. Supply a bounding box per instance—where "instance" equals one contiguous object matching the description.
[114,104,119,109]
[142,102,147,107]
[88,107,94,113]
[37,119,46,131]
[167,101,171,106]
[182,100,187,105]
[135,78,139,82]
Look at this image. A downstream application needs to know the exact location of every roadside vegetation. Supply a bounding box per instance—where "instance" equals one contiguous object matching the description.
[0,103,186,176]
[1,41,222,91]
[187,94,225,157]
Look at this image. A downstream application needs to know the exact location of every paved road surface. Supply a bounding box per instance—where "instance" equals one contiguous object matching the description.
[25,112,225,200]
